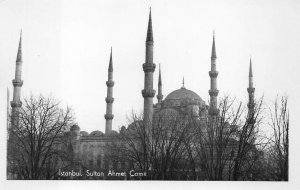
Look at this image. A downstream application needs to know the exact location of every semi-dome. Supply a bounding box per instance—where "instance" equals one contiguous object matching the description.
[156,108,179,117]
[165,87,203,102]
[90,130,104,136]
[106,130,119,136]
[80,131,89,136]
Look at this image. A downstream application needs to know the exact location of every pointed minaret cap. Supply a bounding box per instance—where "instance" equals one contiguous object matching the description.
[16,30,22,62]
[211,31,216,59]
[146,7,153,42]
[108,47,113,72]
[249,57,253,77]
[158,64,162,86]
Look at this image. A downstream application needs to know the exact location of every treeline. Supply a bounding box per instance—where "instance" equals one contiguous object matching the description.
[107,95,289,181]
[7,94,288,180]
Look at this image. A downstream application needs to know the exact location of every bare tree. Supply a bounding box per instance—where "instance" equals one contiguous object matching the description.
[110,95,269,180]
[110,110,193,180]
[7,95,74,179]
[232,96,264,180]
[189,96,244,180]
[188,95,267,181]
[266,96,289,181]
[99,95,285,181]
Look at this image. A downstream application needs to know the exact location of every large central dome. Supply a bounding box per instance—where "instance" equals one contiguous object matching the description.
[161,87,205,110]
[165,87,203,101]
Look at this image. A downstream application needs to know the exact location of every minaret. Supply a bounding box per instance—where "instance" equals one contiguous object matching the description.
[247,58,255,122]
[156,64,163,103]
[208,32,219,116]
[142,8,156,129]
[104,47,114,134]
[11,31,23,128]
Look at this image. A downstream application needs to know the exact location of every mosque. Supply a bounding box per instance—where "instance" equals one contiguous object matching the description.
[8,9,255,179]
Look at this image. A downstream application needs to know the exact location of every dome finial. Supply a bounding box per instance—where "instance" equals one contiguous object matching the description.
[182,76,185,89]
[249,56,253,77]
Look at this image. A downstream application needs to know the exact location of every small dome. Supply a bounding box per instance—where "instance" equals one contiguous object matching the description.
[80,131,89,136]
[165,87,202,101]
[120,126,126,132]
[90,130,104,136]
[70,124,80,131]
[106,130,119,136]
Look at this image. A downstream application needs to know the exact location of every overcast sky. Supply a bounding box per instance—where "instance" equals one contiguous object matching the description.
[0,0,299,134]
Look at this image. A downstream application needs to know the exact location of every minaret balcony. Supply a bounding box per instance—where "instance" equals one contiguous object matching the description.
[209,89,219,96]
[247,102,255,109]
[12,79,23,87]
[156,94,164,101]
[142,89,156,98]
[10,101,22,108]
[209,71,219,78]
[105,97,114,103]
[247,87,255,93]
[209,107,219,116]
[106,81,114,87]
[146,41,154,45]
[104,113,114,120]
[143,63,156,72]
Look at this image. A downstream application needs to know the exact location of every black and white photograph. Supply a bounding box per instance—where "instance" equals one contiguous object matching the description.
[0,0,299,189]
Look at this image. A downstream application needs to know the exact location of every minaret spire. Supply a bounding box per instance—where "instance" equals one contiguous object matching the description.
[146,7,153,42]
[11,30,24,128]
[247,58,255,122]
[17,30,22,62]
[208,32,219,116]
[157,64,163,103]
[249,58,253,78]
[105,47,114,134]
[211,31,216,59]
[142,8,156,129]
[108,47,113,72]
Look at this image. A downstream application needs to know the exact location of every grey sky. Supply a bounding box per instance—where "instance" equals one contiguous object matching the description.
[0,0,299,134]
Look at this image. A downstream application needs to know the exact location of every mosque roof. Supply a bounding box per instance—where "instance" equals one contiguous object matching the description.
[165,87,203,102]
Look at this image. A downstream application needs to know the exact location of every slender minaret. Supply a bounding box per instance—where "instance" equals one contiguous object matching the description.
[208,32,219,116]
[104,47,114,134]
[142,8,156,129]
[156,64,163,103]
[11,31,23,128]
[247,58,255,121]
